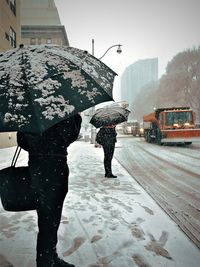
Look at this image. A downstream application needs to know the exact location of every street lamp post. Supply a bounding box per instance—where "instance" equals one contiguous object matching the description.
[91,39,122,58]
[90,39,122,144]
[98,44,122,60]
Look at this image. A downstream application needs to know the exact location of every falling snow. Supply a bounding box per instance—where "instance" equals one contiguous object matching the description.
[0,141,200,267]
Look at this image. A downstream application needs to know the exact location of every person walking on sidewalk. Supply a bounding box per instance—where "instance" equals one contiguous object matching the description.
[96,125,117,178]
[17,114,82,267]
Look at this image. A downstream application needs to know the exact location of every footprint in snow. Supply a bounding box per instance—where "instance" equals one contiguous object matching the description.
[132,253,152,267]
[145,231,173,260]
[62,236,86,256]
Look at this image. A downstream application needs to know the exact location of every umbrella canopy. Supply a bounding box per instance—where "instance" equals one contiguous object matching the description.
[0,45,117,133]
[90,103,130,128]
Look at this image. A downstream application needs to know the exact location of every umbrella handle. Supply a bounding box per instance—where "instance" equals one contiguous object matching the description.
[11,146,22,167]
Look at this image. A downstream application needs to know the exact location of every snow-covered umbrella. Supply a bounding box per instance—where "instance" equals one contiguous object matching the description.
[0,44,117,133]
[90,103,130,128]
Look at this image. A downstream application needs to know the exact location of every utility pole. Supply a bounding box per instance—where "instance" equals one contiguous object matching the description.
[90,39,122,144]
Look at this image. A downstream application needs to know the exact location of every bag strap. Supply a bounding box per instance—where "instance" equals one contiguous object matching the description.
[11,146,22,167]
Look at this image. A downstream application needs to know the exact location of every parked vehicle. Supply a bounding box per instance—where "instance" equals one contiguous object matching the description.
[122,121,134,134]
[143,107,200,145]
[131,121,140,136]
[121,121,139,135]
[116,124,123,134]
[138,122,144,137]
[122,121,144,136]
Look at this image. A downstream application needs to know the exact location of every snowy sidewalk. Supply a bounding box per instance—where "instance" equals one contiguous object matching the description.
[0,141,200,267]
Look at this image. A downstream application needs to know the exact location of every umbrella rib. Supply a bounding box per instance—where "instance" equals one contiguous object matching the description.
[47,48,116,98]
[20,52,44,133]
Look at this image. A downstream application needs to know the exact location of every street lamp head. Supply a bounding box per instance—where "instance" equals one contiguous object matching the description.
[116,45,122,54]
[97,42,123,60]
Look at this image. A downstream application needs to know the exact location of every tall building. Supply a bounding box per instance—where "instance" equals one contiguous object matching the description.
[21,0,69,46]
[0,0,21,52]
[0,0,21,148]
[121,58,158,115]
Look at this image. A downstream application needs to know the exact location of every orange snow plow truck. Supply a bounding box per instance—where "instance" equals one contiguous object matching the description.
[143,107,200,145]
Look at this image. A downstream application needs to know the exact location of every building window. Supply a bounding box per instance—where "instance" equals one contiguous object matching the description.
[9,27,16,48]
[46,38,52,44]
[9,0,16,15]
[30,38,36,45]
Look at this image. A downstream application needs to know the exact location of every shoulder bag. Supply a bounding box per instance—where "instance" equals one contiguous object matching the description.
[0,146,37,212]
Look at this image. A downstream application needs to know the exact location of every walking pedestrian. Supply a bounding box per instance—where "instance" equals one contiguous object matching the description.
[17,113,82,267]
[96,125,117,178]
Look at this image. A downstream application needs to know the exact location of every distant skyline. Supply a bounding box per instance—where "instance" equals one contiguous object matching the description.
[54,0,200,100]
[121,58,158,118]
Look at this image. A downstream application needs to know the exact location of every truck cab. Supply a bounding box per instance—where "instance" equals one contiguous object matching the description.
[159,109,195,130]
[143,107,200,145]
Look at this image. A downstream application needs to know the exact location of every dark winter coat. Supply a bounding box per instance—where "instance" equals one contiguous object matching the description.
[17,114,82,157]
[96,127,117,146]
[16,114,82,264]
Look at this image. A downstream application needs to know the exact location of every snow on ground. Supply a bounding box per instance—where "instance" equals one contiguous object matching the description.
[0,141,200,267]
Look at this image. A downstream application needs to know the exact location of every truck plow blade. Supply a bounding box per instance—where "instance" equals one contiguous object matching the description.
[161,129,200,143]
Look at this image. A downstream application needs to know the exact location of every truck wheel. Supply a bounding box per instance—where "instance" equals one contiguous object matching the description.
[156,129,162,145]
[147,131,151,143]
[185,142,192,145]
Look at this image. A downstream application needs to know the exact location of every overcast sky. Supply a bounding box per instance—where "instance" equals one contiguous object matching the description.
[54,0,200,100]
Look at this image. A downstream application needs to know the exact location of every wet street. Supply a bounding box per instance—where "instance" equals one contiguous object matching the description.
[115,136,200,249]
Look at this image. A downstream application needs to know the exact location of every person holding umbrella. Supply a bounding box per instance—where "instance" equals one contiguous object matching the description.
[0,44,117,266]
[96,124,118,178]
[91,102,130,178]
[17,114,82,267]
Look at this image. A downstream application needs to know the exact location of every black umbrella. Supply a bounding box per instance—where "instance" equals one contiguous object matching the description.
[90,103,130,128]
[0,44,117,133]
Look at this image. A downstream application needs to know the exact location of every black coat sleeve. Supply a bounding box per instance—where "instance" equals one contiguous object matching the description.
[17,131,29,151]
[16,114,82,155]
[65,114,82,144]
[56,114,82,146]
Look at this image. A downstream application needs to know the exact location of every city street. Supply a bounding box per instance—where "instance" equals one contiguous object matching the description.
[1,1,200,267]
[0,138,200,267]
[115,136,200,249]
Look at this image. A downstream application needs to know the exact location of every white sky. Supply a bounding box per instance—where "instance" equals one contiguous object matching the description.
[54,0,200,100]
